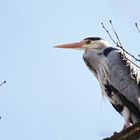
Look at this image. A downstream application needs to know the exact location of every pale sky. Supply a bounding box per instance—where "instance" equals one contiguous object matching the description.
[0,0,140,140]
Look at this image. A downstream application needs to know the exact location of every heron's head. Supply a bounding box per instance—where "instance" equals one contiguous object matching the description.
[55,37,111,50]
[55,37,112,79]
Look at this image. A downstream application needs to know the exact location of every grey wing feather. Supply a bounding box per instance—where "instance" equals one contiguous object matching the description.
[107,48,140,114]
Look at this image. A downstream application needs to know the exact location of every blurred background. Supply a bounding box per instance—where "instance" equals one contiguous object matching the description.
[0,0,140,139]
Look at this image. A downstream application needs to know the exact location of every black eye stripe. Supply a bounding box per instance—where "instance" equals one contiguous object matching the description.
[84,37,102,41]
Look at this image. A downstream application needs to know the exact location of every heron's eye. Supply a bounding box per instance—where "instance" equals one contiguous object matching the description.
[86,40,91,44]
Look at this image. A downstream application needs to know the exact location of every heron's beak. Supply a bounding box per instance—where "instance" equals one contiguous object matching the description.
[55,42,83,49]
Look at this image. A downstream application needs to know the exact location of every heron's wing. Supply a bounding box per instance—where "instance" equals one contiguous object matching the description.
[107,48,140,116]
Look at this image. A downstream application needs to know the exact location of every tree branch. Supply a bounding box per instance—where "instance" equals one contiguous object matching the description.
[0,80,6,87]
[135,22,140,34]
[101,21,140,69]
[103,122,140,140]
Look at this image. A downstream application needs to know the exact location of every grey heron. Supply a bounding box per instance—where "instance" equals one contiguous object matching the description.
[55,37,140,130]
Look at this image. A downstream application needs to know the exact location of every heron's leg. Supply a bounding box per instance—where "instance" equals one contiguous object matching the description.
[122,106,131,130]
[123,118,131,130]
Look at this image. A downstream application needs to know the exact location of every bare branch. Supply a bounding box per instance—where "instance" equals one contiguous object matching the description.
[135,22,140,34]
[122,49,140,62]
[0,80,6,87]
[101,22,118,45]
[101,21,140,69]
[103,122,140,140]
[109,20,123,47]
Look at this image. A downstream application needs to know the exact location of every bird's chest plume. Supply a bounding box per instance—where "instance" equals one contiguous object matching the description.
[83,51,98,74]
[83,50,109,85]
[83,50,105,74]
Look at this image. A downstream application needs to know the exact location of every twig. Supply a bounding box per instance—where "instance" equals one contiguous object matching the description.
[135,22,140,34]
[0,81,6,87]
[101,21,140,69]
[121,48,140,62]
[109,20,123,47]
[109,21,140,61]
[101,22,118,45]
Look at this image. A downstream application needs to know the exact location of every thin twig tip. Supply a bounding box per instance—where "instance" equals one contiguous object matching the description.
[135,22,138,27]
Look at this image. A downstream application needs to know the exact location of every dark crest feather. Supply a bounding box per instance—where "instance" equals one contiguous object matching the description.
[84,37,102,41]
